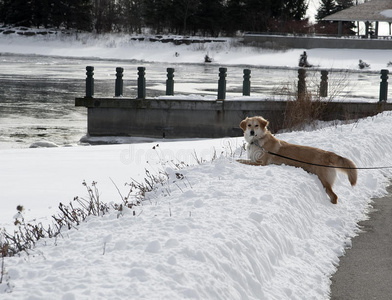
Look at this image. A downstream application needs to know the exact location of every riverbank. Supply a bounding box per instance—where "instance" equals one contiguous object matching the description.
[1,31,392,71]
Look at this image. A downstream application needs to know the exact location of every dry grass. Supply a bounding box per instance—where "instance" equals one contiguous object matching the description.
[280,69,352,131]
[0,145,192,259]
[283,90,328,130]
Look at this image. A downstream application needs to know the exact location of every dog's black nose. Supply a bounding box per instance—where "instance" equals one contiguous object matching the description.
[250,130,254,136]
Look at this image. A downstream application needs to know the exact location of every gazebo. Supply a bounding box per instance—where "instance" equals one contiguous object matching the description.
[323,0,392,37]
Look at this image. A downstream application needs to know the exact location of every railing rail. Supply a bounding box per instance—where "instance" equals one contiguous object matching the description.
[83,66,389,102]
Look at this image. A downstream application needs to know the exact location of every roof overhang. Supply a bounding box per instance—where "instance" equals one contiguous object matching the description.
[323,0,392,22]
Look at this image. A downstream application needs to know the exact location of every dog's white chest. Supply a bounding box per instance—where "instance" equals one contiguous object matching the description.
[247,143,264,162]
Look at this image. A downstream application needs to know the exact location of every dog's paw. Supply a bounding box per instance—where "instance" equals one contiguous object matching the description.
[236,159,249,163]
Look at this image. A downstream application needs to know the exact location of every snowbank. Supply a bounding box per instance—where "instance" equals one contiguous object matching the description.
[1,112,392,299]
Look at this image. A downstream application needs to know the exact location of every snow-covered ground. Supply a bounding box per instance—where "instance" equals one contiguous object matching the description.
[1,32,392,299]
[1,113,392,299]
[1,31,392,71]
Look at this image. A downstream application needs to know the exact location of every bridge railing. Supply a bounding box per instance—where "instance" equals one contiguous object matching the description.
[83,66,389,102]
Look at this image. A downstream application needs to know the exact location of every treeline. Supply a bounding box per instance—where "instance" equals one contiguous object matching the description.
[0,0,93,31]
[0,0,310,36]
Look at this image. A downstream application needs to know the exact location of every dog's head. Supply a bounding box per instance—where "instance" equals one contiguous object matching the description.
[239,116,269,143]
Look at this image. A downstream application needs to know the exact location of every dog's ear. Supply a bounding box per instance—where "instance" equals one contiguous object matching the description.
[239,118,248,131]
[257,117,269,128]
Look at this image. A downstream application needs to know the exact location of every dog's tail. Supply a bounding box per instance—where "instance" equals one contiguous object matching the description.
[334,155,357,186]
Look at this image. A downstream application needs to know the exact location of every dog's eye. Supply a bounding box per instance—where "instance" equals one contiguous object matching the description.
[248,124,251,127]
[255,124,259,127]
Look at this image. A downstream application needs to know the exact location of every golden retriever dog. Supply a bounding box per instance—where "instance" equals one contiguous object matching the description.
[238,116,357,204]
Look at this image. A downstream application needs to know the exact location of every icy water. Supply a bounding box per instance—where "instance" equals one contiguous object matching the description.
[0,53,382,148]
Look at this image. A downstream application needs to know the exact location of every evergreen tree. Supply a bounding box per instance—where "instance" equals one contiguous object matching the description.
[196,0,224,36]
[141,0,159,31]
[117,0,143,33]
[94,0,117,33]
[62,0,93,30]
[170,0,200,35]
[316,0,337,21]
[267,0,309,33]
[0,0,12,24]
[224,0,246,35]
[31,0,44,27]
[336,0,355,34]
[336,0,354,10]
[283,0,308,21]
[50,0,66,28]
[152,0,171,33]
[6,0,33,26]
[243,0,271,32]
[316,0,355,35]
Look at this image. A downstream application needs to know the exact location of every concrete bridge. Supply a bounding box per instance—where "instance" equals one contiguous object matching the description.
[75,66,392,139]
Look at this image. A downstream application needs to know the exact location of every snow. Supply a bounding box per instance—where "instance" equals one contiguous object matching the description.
[2,32,392,71]
[1,32,392,299]
[380,9,392,18]
[29,141,59,148]
[1,113,392,299]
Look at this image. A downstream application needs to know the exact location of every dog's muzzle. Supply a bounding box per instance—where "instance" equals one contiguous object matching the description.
[250,130,255,136]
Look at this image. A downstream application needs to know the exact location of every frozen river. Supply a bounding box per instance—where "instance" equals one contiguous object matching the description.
[0,53,383,149]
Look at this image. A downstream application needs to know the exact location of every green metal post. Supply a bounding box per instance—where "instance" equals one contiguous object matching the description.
[298,68,306,98]
[217,67,227,100]
[243,69,251,96]
[137,67,146,99]
[320,70,328,98]
[85,66,94,98]
[379,69,389,101]
[166,68,175,96]
[115,67,124,97]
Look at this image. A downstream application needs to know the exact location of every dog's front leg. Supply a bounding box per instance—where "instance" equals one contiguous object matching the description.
[236,159,266,166]
[237,143,267,166]
[237,159,260,165]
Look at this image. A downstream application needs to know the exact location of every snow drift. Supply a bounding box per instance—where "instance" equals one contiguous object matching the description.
[1,113,392,299]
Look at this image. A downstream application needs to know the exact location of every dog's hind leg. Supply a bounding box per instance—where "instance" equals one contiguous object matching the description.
[318,169,338,204]
[323,182,338,204]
